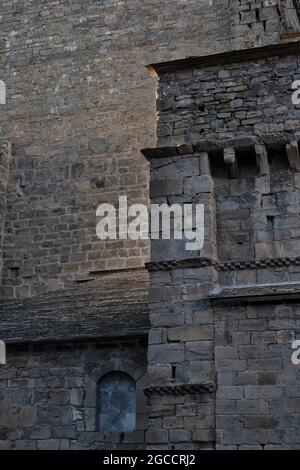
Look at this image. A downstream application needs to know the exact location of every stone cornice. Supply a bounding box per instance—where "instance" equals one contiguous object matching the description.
[210,282,300,304]
[146,257,218,272]
[141,135,298,160]
[146,41,300,76]
[143,382,216,397]
[146,256,300,272]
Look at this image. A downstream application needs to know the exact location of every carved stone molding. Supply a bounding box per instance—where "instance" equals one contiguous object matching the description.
[146,257,218,272]
[219,257,300,271]
[144,382,216,397]
[146,256,300,272]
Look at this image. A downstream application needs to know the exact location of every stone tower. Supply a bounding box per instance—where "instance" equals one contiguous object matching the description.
[142,3,300,449]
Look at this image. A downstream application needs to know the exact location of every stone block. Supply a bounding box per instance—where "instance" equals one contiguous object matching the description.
[184,175,214,194]
[150,179,183,198]
[148,344,184,364]
[145,430,169,444]
[169,429,192,442]
[168,325,214,342]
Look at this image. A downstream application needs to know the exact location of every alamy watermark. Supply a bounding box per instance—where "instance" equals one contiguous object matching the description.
[292,340,300,365]
[96,197,205,251]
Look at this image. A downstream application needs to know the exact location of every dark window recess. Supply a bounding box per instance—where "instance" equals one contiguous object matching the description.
[98,371,136,432]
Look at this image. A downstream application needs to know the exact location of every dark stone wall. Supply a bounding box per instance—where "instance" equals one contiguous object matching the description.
[215,300,300,450]
[145,45,300,449]
[156,52,300,146]
[213,145,300,263]
[0,340,148,449]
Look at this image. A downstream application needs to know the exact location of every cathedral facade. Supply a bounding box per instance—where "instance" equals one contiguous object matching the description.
[1,0,300,450]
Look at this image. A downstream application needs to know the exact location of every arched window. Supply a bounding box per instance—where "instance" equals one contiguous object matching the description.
[98,371,136,432]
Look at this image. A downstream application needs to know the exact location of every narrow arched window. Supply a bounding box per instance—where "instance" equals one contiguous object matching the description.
[98,371,136,432]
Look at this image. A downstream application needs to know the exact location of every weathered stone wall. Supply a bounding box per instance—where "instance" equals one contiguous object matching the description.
[0,0,297,452]
[0,340,148,450]
[215,299,300,450]
[146,268,217,450]
[214,144,300,263]
[156,49,300,264]
[231,0,280,50]
[144,44,300,449]
[156,50,300,146]
[0,0,232,298]
[0,141,11,285]
[144,147,218,448]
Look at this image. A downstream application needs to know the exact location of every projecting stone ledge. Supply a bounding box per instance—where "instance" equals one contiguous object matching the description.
[141,135,300,161]
[210,282,300,303]
[146,41,300,76]
[141,137,258,160]
[143,382,216,397]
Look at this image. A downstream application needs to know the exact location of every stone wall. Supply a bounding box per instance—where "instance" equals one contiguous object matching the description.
[1,0,299,452]
[215,299,300,450]
[146,268,217,450]
[0,141,11,284]
[0,340,148,450]
[144,144,218,448]
[231,0,280,50]
[0,0,289,299]
[214,142,300,263]
[144,43,300,449]
[0,0,231,298]
[156,48,300,146]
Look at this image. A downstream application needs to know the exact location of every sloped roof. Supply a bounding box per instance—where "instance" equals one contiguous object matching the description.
[0,269,149,345]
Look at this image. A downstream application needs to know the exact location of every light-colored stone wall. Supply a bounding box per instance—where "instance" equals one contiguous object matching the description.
[0,0,231,298]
